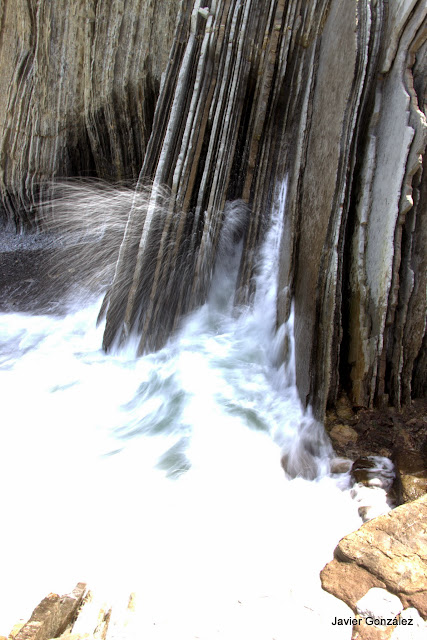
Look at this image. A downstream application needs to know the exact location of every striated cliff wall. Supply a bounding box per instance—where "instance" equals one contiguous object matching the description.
[0,0,425,419]
[0,0,180,226]
[280,0,427,416]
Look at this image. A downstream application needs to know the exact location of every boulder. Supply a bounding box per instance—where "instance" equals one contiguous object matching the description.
[336,395,356,421]
[14,583,86,640]
[330,458,353,474]
[393,450,427,504]
[320,495,427,619]
[351,619,395,640]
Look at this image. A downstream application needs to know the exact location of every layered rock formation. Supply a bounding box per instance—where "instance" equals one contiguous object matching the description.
[0,0,425,418]
[0,0,180,226]
[281,0,427,416]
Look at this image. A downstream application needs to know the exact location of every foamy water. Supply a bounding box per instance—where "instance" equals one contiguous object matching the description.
[0,184,364,638]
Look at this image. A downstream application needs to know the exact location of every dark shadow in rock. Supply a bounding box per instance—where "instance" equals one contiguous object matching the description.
[0,232,112,315]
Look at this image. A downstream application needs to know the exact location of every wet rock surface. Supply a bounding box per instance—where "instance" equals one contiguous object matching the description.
[321,494,427,620]
[0,0,181,224]
[393,450,427,504]
[0,230,112,314]
[351,457,395,491]
[0,242,68,314]
[326,395,427,505]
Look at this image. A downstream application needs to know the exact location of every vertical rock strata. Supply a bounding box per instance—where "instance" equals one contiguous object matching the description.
[0,0,425,417]
[102,0,303,353]
[346,1,427,412]
[276,0,427,416]
[285,0,381,413]
[0,0,180,226]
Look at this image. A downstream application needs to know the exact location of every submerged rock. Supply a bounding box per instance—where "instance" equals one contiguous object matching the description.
[351,457,395,491]
[325,401,427,513]
[330,457,353,475]
[280,449,320,481]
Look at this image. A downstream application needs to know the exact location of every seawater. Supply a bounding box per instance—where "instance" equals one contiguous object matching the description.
[0,184,363,639]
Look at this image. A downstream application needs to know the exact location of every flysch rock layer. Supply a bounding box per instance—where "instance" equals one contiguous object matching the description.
[0,0,181,227]
[279,0,427,416]
[320,494,427,619]
[347,1,427,411]
[0,0,425,418]
[101,0,300,354]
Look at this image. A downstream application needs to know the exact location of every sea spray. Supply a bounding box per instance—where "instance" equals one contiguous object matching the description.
[36,180,169,308]
[36,180,246,354]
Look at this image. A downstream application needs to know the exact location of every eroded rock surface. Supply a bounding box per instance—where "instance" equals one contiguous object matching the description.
[13,583,86,640]
[321,495,427,619]
[394,448,427,504]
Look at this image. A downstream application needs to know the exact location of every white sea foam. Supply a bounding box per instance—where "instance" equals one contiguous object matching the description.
[0,182,365,638]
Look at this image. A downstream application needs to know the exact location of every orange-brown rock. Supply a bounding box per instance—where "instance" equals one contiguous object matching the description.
[393,449,427,504]
[321,495,427,619]
[14,584,86,640]
[351,618,395,640]
[320,560,386,610]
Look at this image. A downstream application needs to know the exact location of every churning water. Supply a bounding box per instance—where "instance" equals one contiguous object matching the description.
[1,183,369,638]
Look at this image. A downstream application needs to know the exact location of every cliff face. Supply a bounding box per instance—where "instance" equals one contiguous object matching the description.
[0,0,425,419]
[281,0,427,416]
[0,0,180,226]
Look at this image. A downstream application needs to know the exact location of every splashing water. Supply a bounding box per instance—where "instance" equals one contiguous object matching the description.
[0,182,365,639]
